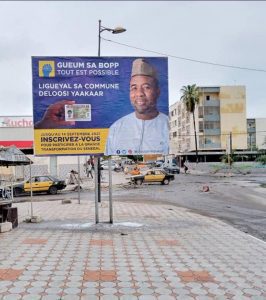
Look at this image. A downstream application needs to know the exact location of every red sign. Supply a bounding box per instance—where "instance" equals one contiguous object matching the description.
[0,141,33,149]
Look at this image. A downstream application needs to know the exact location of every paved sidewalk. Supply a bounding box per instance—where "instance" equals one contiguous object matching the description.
[0,198,265,300]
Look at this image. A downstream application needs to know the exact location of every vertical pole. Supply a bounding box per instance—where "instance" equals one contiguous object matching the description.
[108,157,113,223]
[97,20,102,205]
[229,132,232,168]
[77,156,81,204]
[98,159,101,203]
[29,161,33,218]
[98,20,101,57]
[10,180,13,200]
[94,157,99,223]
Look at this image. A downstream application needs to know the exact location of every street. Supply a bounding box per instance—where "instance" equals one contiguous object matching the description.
[14,168,266,242]
[112,172,266,242]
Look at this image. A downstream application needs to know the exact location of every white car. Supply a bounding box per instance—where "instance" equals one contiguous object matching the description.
[100,161,116,170]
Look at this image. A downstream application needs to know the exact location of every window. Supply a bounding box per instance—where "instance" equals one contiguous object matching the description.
[173,132,177,138]
[199,121,204,132]
[155,170,162,175]
[206,95,210,100]
[198,107,203,118]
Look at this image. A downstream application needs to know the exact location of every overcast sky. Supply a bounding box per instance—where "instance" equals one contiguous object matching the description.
[0,1,265,118]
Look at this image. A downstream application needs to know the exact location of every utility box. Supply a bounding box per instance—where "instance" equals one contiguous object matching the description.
[0,221,12,233]
[3,207,18,228]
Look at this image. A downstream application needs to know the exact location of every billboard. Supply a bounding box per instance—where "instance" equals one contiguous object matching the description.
[32,57,169,156]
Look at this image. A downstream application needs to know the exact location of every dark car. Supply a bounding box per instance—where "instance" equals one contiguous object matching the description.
[130,169,175,185]
[164,164,180,174]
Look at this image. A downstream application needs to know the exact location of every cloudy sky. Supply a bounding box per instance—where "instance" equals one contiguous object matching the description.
[0,1,265,118]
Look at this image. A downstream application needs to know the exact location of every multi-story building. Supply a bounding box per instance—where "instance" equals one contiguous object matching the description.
[247,118,266,150]
[0,116,90,181]
[170,86,248,159]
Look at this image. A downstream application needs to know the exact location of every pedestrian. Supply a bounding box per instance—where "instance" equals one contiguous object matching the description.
[86,163,93,179]
[66,169,78,185]
[184,164,188,174]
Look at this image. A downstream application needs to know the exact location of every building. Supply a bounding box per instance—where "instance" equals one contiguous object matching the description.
[0,116,90,181]
[170,86,248,161]
[247,118,266,150]
[0,116,33,153]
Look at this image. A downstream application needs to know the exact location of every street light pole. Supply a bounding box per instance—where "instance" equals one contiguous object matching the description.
[98,20,102,57]
[96,19,126,216]
[98,19,126,57]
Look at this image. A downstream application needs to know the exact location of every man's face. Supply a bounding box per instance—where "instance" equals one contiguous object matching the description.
[130,75,160,116]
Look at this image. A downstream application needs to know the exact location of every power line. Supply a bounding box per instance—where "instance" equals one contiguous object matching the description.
[102,37,266,73]
[170,131,266,138]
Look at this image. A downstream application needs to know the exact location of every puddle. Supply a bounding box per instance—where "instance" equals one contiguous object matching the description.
[113,222,144,227]
[61,223,93,229]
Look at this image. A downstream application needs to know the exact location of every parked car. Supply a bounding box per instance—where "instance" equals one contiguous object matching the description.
[164,164,180,174]
[24,176,66,195]
[100,160,116,170]
[130,169,175,185]
[5,176,66,196]
[155,160,164,167]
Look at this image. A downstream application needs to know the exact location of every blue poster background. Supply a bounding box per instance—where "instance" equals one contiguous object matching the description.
[32,57,168,129]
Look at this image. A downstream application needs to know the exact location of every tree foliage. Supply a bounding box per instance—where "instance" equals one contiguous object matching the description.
[180,84,200,112]
[180,84,200,162]
[255,155,266,165]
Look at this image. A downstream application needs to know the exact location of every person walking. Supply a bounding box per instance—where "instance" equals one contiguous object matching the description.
[86,163,93,179]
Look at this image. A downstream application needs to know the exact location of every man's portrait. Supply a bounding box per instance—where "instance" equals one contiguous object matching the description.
[105,58,169,155]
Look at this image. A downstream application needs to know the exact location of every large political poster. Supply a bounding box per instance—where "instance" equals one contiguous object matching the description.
[32,57,169,156]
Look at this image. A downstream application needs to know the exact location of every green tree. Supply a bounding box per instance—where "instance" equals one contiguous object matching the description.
[180,84,200,163]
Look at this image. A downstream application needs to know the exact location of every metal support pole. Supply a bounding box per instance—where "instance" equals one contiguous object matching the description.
[108,157,113,223]
[98,20,101,57]
[97,159,101,203]
[94,157,99,223]
[29,161,33,218]
[97,19,102,205]
[229,132,232,168]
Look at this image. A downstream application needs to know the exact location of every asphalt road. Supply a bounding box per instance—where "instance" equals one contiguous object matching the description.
[13,171,266,242]
[111,173,266,242]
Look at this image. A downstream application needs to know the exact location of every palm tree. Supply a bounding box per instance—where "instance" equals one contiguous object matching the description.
[180,84,200,163]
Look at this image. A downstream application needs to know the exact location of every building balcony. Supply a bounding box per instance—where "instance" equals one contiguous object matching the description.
[203,99,220,107]
[204,128,221,135]
[203,114,220,122]
[199,142,221,149]
[247,128,256,133]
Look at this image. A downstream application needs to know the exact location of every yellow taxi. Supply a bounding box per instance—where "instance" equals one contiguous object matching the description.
[130,169,175,185]
[22,176,66,195]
